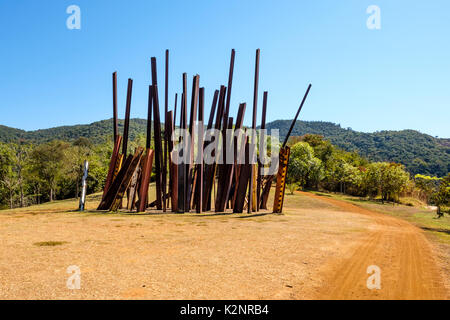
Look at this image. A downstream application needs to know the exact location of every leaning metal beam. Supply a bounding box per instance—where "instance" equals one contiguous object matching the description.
[248,49,260,213]
[112,72,118,143]
[257,91,268,210]
[122,78,133,156]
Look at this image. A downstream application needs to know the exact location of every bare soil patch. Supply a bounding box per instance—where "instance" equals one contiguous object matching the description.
[0,191,447,299]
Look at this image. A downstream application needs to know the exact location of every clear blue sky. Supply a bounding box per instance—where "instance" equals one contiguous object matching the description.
[0,0,449,137]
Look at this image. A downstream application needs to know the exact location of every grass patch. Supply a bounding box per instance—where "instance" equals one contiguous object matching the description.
[312,191,450,244]
[34,241,68,247]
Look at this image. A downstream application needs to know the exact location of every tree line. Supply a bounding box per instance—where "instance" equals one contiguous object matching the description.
[267,120,449,177]
[0,133,448,217]
[0,138,111,209]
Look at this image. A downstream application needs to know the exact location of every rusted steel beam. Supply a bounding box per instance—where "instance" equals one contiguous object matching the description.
[101,135,122,201]
[224,49,235,123]
[173,93,178,129]
[127,166,141,210]
[110,148,144,211]
[177,74,188,212]
[113,154,124,183]
[166,111,178,212]
[152,83,164,211]
[214,50,236,211]
[200,89,218,211]
[282,84,312,148]
[137,149,154,212]
[273,84,312,213]
[248,49,260,213]
[202,85,226,211]
[98,147,144,211]
[186,75,200,210]
[272,147,290,213]
[163,50,169,210]
[215,116,234,212]
[260,175,274,209]
[223,103,246,210]
[171,156,179,212]
[165,50,169,117]
[151,57,166,211]
[140,84,153,211]
[257,91,268,210]
[112,72,118,143]
[194,87,204,213]
[146,85,153,149]
[207,90,219,130]
[231,130,248,209]
[122,78,133,156]
[233,136,251,213]
[98,154,132,210]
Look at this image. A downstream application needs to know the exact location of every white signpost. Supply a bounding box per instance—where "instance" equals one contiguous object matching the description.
[79,160,89,211]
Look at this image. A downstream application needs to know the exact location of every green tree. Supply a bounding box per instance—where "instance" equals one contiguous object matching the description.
[380,163,410,202]
[432,174,450,218]
[362,163,382,198]
[29,141,68,202]
[287,142,323,188]
[414,174,440,204]
[0,142,16,208]
[64,138,92,199]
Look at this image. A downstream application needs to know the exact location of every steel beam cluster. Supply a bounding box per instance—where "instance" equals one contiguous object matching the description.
[98,49,311,214]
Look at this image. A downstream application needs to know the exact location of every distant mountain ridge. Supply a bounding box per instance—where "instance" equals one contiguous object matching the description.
[265,120,449,177]
[0,119,448,177]
[0,119,148,145]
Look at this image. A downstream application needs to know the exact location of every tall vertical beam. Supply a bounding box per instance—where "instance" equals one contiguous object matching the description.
[215,50,236,209]
[165,50,169,116]
[215,51,235,212]
[137,149,154,212]
[223,103,246,210]
[122,78,133,156]
[202,86,226,210]
[163,50,169,210]
[201,89,218,211]
[248,49,260,213]
[233,135,251,213]
[257,91,268,210]
[112,72,118,143]
[187,75,200,209]
[230,104,247,210]
[195,87,205,213]
[139,84,154,211]
[147,85,154,147]
[151,58,167,212]
[215,114,235,212]
[152,83,164,210]
[166,111,177,212]
[178,74,188,212]
[173,93,178,133]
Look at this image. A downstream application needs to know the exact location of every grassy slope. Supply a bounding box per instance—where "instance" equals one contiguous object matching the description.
[310,191,450,244]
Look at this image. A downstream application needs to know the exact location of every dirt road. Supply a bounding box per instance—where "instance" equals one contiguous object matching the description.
[300,192,448,300]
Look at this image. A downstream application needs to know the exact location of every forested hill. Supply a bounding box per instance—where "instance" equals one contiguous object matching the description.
[0,119,148,145]
[265,120,449,177]
[0,119,448,176]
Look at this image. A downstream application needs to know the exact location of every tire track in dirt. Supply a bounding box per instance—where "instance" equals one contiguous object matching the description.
[299,192,448,300]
